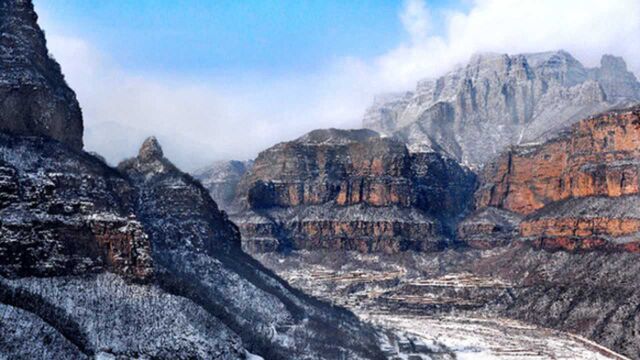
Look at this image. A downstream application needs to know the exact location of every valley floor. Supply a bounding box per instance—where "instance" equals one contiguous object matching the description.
[255,249,631,360]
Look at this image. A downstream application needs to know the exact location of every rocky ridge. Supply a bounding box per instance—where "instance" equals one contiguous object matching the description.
[193,159,253,212]
[364,51,640,168]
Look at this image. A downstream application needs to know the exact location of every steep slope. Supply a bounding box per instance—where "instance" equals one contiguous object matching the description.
[0,0,83,149]
[468,106,640,251]
[229,128,476,253]
[364,51,640,167]
[119,137,386,359]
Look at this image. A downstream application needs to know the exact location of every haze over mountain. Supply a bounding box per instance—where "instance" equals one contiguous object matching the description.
[34,0,640,170]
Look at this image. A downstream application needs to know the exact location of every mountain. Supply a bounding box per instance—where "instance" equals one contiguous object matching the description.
[227,128,476,253]
[243,107,640,358]
[0,0,83,149]
[0,2,390,358]
[117,137,385,359]
[363,51,640,168]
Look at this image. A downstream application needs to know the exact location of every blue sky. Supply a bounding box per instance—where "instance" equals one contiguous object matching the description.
[35,0,462,76]
[32,0,640,170]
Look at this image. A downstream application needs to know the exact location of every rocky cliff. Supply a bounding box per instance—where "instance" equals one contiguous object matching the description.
[0,0,83,150]
[468,106,640,251]
[230,128,476,253]
[364,51,640,168]
[0,133,153,280]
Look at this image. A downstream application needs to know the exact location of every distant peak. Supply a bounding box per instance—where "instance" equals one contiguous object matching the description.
[600,54,628,71]
[138,136,163,161]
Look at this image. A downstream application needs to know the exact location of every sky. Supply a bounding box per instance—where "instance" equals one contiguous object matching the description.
[34,0,640,170]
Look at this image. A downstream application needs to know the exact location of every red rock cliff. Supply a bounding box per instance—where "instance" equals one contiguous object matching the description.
[471,106,640,251]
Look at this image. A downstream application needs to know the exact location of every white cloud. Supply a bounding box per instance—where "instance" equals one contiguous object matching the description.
[400,0,432,43]
[38,0,640,170]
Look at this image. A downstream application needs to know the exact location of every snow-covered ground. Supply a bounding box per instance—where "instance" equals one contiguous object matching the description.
[257,252,630,360]
[365,314,628,360]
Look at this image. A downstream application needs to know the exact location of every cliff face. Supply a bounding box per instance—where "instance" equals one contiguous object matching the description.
[0,134,153,280]
[364,51,640,168]
[469,106,640,251]
[231,129,476,253]
[0,0,83,150]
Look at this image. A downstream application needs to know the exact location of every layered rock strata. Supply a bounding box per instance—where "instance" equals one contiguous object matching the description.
[230,129,476,253]
[468,106,640,251]
[0,133,153,280]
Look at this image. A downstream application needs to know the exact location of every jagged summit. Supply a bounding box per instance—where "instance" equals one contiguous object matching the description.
[364,50,640,167]
[0,0,83,150]
[138,136,163,161]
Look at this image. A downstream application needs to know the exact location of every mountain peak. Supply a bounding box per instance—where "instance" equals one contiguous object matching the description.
[601,54,629,71]
[138,136,163,162]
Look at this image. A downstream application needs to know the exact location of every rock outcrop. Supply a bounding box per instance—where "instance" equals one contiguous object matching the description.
[364,51,640,168]
[0,0,83,150]
[0,133,153,280]
[230,128,476,253]
[468,106,640,251]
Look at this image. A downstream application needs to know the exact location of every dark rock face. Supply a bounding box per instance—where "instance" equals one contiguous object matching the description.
[230,128,476,253]
[364,51,640,168]
[118,137,386,360]
[0,134,153,280]
[192,159,252,212]
[0,0,83,150]
[466,106,640,251]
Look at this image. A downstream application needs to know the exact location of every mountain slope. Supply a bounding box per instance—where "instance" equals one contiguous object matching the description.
[118,136,386,359]
[0,2,388,358]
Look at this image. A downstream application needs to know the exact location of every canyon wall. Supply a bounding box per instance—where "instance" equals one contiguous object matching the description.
[468,106,640,251]
[230,129,476,253]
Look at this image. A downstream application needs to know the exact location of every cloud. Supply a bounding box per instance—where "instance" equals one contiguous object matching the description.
[39,0,640,170]
[400,0,431,43]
